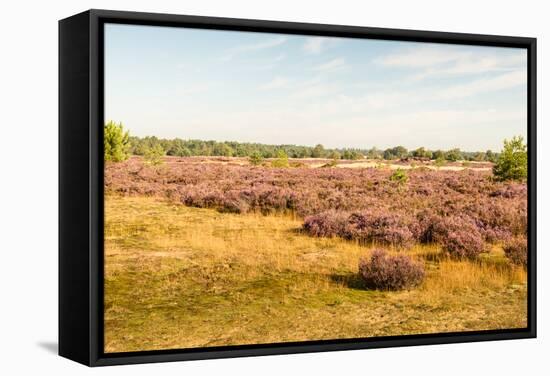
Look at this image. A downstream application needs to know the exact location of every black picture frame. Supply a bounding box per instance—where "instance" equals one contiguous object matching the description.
[59,9,537,367]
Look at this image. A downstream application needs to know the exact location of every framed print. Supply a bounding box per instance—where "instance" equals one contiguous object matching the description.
[59,9,536,366]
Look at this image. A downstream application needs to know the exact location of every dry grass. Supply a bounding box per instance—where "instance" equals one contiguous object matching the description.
[104,195,527,353]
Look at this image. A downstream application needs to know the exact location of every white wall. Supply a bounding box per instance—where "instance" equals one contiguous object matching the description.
[1,0,547,374]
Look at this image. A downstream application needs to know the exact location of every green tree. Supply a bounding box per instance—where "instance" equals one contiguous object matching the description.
[104,121,130,162]
[328,150,341,160]
[249,151,264,166]
[445,148,463,162]
[143,144,165,165]
[493,136,527,181]
[311,144,326,158]
[485,149,497,163]
[271,149,289,168]
[412,147,432,159]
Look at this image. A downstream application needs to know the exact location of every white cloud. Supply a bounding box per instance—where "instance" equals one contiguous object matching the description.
[377,46,527,81]
[313,58,346,72]
[304,37,326,54]
[377,47,467,68]
[221,36,287,61]
[260,77,290,90]
[440,70,526,99]
[303,36,341,54]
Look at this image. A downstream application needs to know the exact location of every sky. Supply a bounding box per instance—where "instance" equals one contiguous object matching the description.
[104,23,527,152]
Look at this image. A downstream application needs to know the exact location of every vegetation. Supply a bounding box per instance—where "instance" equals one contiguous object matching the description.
[143,144,165,165]
[104,195,527,352]
[358,250,425,290]
[248,151,264,166]
[104,121,130,162]
[503,237,528,267]
[125,133,501,161]
[271,149,290,168]
[389,168,408,185]
[103,129,528,351]
[493,136,528,181]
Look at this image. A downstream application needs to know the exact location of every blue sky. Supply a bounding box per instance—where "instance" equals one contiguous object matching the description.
[104,23,527,151]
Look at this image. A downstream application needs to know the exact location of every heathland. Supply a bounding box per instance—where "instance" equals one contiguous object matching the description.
[104,150,528,352]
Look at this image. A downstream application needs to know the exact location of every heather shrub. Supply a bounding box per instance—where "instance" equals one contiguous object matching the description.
[104,158,527,249]
[441,228,488,259]
[503,237,527,267]
[346,211,414,248]
[358,249,425,290]
[303,210,348,237]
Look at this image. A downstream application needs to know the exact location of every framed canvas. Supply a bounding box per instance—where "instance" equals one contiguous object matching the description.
[59,9,537,366]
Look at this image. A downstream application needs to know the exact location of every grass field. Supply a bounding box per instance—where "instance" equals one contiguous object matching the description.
[104,194,527,353]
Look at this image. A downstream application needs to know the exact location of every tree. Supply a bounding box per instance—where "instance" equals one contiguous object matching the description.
[328,150,341,160]
[445,148,463,162]
[485,149,497,163]
[213,142,234,157]
[384,146,408,160]
[311,144,326,158]
[432,150,446,160]
[412,147,432,159]
[493,136,527,181]
[144,144,165,165]
[366,147,382,159]
[249,151,264,166]
[167,139,191,157]
[104,121,130,162]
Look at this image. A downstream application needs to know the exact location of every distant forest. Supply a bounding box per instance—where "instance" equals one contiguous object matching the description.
[129,135,500,162]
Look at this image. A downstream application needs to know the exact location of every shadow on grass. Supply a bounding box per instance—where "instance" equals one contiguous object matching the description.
[329,272,368,291]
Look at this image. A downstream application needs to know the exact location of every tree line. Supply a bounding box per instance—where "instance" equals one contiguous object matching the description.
[104,121,526,180]
[113,129,501,163]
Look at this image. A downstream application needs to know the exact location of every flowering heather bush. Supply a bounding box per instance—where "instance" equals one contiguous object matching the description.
[105,157,527,251]
[441,228,488,259]
[304,210,414,248]
[346,211,414,248]
[358,250,425,290]
[503,237,528,267]
[303,210,349,237]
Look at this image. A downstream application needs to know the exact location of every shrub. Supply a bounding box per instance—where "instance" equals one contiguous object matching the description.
[248,151,264,166]
[493,136,527,181]
[442,228,488,259]
[104,121,130,162]
[143,144,165,165]
[346,211,414,248]
[358,249,425,291]
[303,210,348,237]
[389,168,408,185]
[503,237,527,267]
[271,149,289,168]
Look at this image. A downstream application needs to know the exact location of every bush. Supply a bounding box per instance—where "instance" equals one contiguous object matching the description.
[389,168,408,185]
[249,151,264,166]
[303,210,348,237]
[346,211,414,248]
[104,121,130,162]
[493,136,527,181]
[143,144,165,165]
[503,237,527,267]
[358,249,425,290]
[271,150,289,168]
[442,229,488,259]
